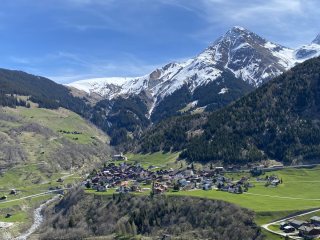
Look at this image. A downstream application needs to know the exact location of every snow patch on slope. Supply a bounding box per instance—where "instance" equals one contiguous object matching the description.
[66,77,133,97]
[218,88,228,94]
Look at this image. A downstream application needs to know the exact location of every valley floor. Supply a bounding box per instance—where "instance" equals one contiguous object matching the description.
[85,153,320,240]
[3,150,320,239]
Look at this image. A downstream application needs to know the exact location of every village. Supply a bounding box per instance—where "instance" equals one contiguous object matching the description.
[83,154,282,196]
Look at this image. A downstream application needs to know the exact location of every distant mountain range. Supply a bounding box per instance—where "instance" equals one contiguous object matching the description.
[67,26,320,115]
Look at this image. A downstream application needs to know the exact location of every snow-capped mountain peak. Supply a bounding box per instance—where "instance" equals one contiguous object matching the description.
[206,26,295,86]
[67,27,320,107]
[312,33,320,44]
[295,33,320,60]
[66,77,133,98]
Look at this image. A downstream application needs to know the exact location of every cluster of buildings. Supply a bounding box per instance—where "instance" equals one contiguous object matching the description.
[280,216,320,239]
[84,162,253,195]
[256,174,282,187]
[265,175,282,187]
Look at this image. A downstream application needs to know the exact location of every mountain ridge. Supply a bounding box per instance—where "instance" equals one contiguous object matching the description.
[64,27,320,146]
[67,27,320,100]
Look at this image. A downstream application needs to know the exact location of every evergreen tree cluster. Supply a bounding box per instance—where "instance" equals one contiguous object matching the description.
[40,188,262,240]
[0,92,30,108]
[0,68,89,115]
[90,92,151,146]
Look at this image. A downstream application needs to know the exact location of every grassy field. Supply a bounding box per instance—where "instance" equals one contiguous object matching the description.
[90,153,320,215]
[168,166,320,213]
[0,105,110,238]
[6,107,109,144]
[123,152,182,170]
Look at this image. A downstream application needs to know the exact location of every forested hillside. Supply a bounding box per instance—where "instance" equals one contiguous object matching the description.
[39,188,262,240]
[0,68,89,114]
[139,57,320,165]
[151,71,254,123]
[90,92,152,146]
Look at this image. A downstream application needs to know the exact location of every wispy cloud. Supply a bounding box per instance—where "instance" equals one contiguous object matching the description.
[9,51,163,83]
[161,0,319,47]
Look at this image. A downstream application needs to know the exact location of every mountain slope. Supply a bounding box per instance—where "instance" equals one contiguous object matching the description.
[0,68,89,114]
[68,27,320,102]
[0,105,111,171]
[67,27,320,124]
[0,104,112,239]
[140,57,320,165]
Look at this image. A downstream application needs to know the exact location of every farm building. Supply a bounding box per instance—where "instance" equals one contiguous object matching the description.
[112,153,127,161]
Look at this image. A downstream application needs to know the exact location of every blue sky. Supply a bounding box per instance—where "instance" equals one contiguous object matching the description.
[0,0,319,83]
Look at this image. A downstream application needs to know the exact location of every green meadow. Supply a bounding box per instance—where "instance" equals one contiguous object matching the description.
[91,153,320,215]
[123,152,183,170]
[6,106,109,145]
[170,166,320,212]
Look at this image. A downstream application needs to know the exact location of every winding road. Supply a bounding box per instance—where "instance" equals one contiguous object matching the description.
[0,188,68,205]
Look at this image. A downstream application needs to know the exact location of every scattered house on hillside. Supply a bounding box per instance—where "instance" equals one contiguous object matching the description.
[57,178,64,183]
[214,167,224,173]
[265,175,281,187]
[280,217,320,238]
[310,216,320,226]
[0,195,7,200]
[9,189,17,195]
[112,153,127,161]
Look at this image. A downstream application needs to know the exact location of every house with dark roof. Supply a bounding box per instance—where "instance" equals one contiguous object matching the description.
[310,216,320,226]
[289,219,307,229]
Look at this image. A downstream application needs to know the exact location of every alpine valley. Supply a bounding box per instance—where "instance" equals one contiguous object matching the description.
[2,25,320,240]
